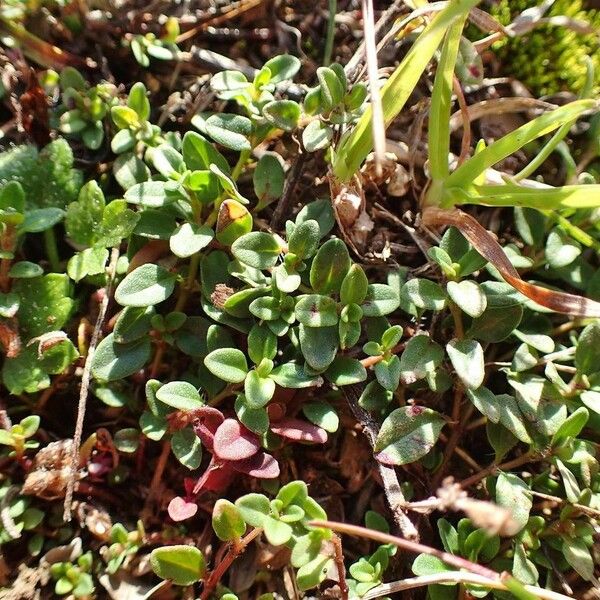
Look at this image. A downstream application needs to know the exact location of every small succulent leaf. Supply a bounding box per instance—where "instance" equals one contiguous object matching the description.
[403,278,447,311]
[235,493,271,527]
[115,264,177,307]
[340,264,369,306]
[374,355,401,391]
[269,362,324,388]
[204,348,249,383]
[310,238,351,294]
[303,401,339,433]
[495,473,532,533]
[91,334,151,382]
[361,284,400,316]
[231,232,283,269]
[446,280,487,318]
[374,406,445,466]
[171,427,202,470]
[295,295,339,328]
[399,335,444,385]
[302,120,333,152]
[299,325,339,371]
[563,538,594,581]
[169,223,214,258]
[156,381,203,411]
[325,356,367,386]
[213,419,260,461]
[254,153,285,206]
[244,371,276,409]
[446,339,485,390]
[212,499,246,541]
[216,199,253,245]
[263,100,301,132]
[150,546,206,586]
[288,220,320,260]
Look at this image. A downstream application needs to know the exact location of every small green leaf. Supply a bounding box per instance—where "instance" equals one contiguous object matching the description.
[254,153,285,207]
[124,181,170,208]
[171,427,202,469]
[288,220,320,260]
[169,223,214,258]
[244,370,276,408]
[551,407,589,446]
[495,473,531,533]
[302,120,333,152]
[446,280,487,318]
[114,306,154,344]
[303,401,339,433]
[212,499,246,541]
[235,493,270,527]
[326,356,367,386]
[374,355,401,391]
[231,232,283,269]
[263,100,301,132]
[204,348,249,383]
[399,335,444,385]
[67,247,108,282]
[269,362,324,388]
[310,238,351,294]
[564,538,594,581]
[340,264,368,306]
[295,295,338,328]
[156,381,203,411]
[299,325,338,371]
[91,334,151,382]
[403,278,446,311]
[115,264,177,307]
[374,406,445,466]
[576,322,600,376]
[361,284,399,316]
[446,339,484,390]
[150,546,206,586]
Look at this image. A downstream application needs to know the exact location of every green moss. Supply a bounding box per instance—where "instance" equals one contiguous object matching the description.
[486,0,600,95]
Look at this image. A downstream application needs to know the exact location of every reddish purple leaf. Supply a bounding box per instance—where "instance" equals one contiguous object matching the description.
[233,451,280,479]
[270,418,328,444]
[213,419,260,461]
[200,463,235,492]
[192,406,225,451]
[168,496,198,521]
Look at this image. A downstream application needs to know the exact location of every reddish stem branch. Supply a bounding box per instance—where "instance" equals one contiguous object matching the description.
[200,528,262,600]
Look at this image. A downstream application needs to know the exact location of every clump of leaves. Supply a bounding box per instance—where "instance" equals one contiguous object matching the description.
[52,67,118,150]
[50,551,94,597]
[128,17,180,67]
[488,0,600,95]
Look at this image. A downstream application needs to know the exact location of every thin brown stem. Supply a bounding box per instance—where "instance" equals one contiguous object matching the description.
[361,571,572,600]
[459,451,540,489]
[332,534,349,600]
[63,247,119,522]
[200,528,262,600]
[311,519,499,581]
[141,439,172,522]
[342,384,419,540]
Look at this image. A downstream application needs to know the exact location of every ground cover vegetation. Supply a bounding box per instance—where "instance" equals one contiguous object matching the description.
[1,0,600,598]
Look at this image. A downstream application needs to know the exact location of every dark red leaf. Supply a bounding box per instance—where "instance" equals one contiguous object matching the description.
[233,451,280,479]
[213,419,260,461]
[270,418,328,444]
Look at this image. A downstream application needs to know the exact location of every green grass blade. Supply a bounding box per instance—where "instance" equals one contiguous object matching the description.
[445,99,596,189]
[429,18,466,183]
[332,0,480,183]
[455,182,600,210]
